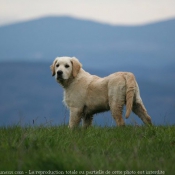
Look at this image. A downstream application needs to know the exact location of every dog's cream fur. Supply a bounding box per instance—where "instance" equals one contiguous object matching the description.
[50,56,152,128]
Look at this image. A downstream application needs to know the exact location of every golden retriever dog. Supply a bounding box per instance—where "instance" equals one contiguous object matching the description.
[50,56,152,128]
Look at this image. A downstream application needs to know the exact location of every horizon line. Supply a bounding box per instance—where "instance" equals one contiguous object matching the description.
[0,15,175,28]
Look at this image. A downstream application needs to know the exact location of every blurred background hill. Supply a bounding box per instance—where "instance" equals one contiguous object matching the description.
[0,16,175,126]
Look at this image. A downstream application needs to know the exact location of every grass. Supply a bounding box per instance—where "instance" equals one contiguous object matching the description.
[0,125,175,174]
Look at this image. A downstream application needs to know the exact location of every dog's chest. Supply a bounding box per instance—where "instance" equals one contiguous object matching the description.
[63,87,86,108]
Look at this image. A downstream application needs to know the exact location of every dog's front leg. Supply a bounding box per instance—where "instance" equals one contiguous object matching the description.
[82,115,93,128]
[68,107,82,129]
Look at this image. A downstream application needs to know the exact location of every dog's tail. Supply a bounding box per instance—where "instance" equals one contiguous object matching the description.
[125,73,136,119]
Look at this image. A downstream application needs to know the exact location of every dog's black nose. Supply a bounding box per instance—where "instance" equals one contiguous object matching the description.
[57,70,63,76]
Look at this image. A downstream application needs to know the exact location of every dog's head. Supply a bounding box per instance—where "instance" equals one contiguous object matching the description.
[50,57,82,84]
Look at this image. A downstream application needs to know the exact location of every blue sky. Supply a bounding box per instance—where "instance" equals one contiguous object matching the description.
[0,0,175,26]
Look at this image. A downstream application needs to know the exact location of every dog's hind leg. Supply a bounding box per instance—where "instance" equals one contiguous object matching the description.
[133,82,152,125]
[132,102,152,125]
[110,101,125,126]
[109,82,126,126]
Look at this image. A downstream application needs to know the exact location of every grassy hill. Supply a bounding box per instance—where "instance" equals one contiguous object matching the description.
[0,125,175,174]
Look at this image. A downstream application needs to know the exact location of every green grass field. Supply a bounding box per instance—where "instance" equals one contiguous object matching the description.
[0,125,175,175]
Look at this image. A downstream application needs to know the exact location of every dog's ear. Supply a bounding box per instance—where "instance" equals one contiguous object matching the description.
[50,60,57,76]
[71,57,82,78]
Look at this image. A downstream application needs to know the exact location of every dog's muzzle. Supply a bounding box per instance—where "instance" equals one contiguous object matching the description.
[57,70,63,80]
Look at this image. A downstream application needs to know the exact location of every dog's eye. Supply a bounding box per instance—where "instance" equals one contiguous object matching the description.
[56,64,59,67]
[65,65,70,68]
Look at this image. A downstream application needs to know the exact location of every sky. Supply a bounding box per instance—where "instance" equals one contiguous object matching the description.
[0,0,175,26]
